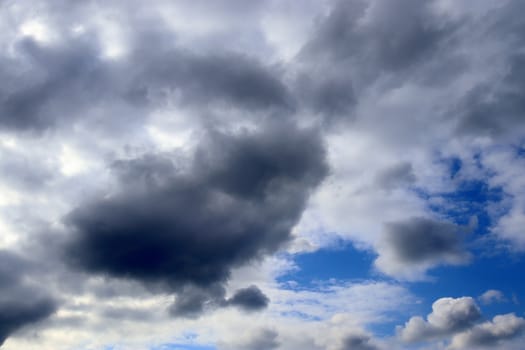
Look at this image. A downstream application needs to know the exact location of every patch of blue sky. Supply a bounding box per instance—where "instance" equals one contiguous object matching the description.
[277,241,376,289]
[406,157,524,316]
[277,151,524,341]
[150,333,215,350]
[277,243,413,336]
[413,154,506,232]
[410,253,525,318]
[430,179,504,228]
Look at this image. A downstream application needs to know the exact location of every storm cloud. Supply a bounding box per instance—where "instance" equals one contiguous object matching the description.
[0,251,57,346]
[63,123,327,312]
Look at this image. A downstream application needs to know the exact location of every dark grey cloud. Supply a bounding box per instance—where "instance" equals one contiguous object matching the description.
[451,1,525,139]
[0,251,57,346]
[0,36,114,132]
[339,334,378,350]
[457,53,525,139]
[169,284,227,318]
[291,0,464,126]
[133,49,294,111]
[399,297,481,343]
[0,23,292,133]
[225,285,269,312]
[377,217,469,270]
[301,0,458,75]
[63,123,327,314]
[168,284,269,318]
[295,73,355,124]
[384,218,463,263]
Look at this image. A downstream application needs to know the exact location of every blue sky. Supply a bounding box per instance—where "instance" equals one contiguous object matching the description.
[1,0,525,349]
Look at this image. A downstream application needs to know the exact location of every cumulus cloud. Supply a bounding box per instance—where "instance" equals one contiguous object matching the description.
[450,313,525,349]
[399,297,481,342]
[400,296,525,349]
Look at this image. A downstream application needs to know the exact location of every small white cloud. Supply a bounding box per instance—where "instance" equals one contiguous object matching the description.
[479,290,506,305]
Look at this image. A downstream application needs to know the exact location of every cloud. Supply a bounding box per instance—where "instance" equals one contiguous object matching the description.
[337,333,379,350]
[399,296,525,349]
[375,217,471,279]
[0,14,292,134]
[290,0,464,127]
[0,251,57,346]
[450,313,525,349]
[375,162,416,190]
[225,285,269,312]
[169,284,227,318]
[300,0,459,81]
[219,328,279,350]
[63,123,327,314]
[399,297,481,342]
[1,0,525,348]
[169,284,269,317]
[454,2,525,139]
[294,72,356,125]
[479,290,506,305]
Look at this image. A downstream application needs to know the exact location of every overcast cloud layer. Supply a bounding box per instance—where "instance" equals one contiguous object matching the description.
[1,0,525,349]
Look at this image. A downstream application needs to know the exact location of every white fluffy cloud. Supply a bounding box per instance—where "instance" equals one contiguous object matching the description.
[399,296,525,349]
[450,313,525,349]
[399,297,481,342]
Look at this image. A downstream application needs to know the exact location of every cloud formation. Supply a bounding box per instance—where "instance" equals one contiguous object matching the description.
[399,297,481,342]
[225,285,270,312]
[0,251,57,346]
[63,123,327,314]
[399,296,525,349]
[1,0,525,348]
[479,290,506,305]
[338,333,379,350]
[375,217,471,279]
[450,313,525,349]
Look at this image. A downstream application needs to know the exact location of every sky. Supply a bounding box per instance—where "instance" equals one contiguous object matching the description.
[0,0,525,349]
